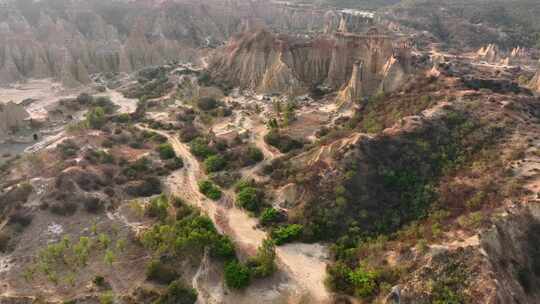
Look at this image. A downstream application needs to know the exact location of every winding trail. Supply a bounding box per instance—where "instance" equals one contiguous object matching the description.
[140,126,330,303]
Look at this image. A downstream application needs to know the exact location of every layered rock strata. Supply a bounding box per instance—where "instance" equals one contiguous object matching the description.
[210,29,413,100]
[0,0,378,86]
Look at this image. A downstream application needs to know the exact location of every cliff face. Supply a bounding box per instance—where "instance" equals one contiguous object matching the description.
[0,0,358,87]
[210,29,413,98]
[476,44,501,63]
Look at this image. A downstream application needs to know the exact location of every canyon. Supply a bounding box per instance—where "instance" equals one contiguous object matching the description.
[0,1,540,304]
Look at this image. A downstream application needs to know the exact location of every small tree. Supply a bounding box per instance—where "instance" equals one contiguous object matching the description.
[157,143,176,159]
[104,249,115,266]
[87,107,106,129]
[236,186,262,212]
[224,261,251,289]
[247,239,276,278]
[198,180,222,200]
[246,147,264,165]
[155,279,198,304]
[204,155,227,173]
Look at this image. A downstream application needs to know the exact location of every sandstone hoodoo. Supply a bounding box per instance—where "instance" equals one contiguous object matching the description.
[209,28,414,101]
[476,44,501,63]
[2,1,540,304]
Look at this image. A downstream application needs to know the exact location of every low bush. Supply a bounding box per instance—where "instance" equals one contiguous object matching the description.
[190,138,215,159]
[245,147,264,165]
[165,157,184,170]
[58,140,79,159]
[271,224,303,245]
[154,279,198,304]
[49,201,78,216]
[204,155,227,173]
[124,177,162,197]
[157,143,176,160]
[197,97,218,111]
[87,107,107,129]
[264,130,303,153]
[179,125,200,143]
[260,208,281,226]
[146,259,179,284]
[224,261,251,289]
[146,194,170,221]
[236,186,263,213]
[247,239,276,278]
[83,197,106,213]
[198,180,222,200]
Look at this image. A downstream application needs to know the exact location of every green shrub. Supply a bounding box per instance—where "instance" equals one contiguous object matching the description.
[224,261,251,289]
[325,262,353,294]
[260,208,280,225]
[93,275,106,287]
[165,157,184,170]
[157,143,176,160]
[125,177,162,197]
[236,187,263,213]
[146,194,170,221]
[190,138,215,159]
[87,107,107,129]
[197,97,218,111]
[234,179,253,192]
[271,224,303,245]
[204,155,227,173]
[58,140,79,159]
[146,259,179,284]
[154,279,198,304]
[247,239,276,278]
[210,235,236,260]
[245,147,264,165]
[263,130,303,153]
[198,180,222,200]
[115,113,131,123]
[99,291,115,304]
[348,266,379,298]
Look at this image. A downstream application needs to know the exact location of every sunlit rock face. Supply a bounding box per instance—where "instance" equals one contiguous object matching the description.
[530,69,540,93]
[0,0,378,86]
[0,0,389,85]
[209,28,413,98]
[476,44,501,63]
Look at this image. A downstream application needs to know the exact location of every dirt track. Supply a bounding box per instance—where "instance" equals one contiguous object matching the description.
[141,126,330,303]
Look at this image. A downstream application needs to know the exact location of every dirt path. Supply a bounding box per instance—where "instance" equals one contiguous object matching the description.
[141,126,330,303]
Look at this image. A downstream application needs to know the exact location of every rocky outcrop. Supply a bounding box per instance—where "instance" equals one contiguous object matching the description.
[337,61,364,105]
[0,101,29,141]
[529,69,540,93]
[476,44,501,63]
[210,29,413,97]
[324,10,375,34]
[0,0,377,86]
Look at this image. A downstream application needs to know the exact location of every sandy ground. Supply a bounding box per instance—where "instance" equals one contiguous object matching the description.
[0,79,137,119]
[0,79,76,119]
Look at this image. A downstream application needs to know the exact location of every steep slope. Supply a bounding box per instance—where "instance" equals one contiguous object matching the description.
[209,29,414,99]
[0,0,380,86]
